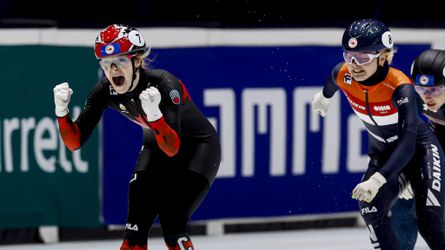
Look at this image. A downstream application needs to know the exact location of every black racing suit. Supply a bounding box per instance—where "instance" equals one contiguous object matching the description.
[322,62,445,250]
[57,69,221,248]
[422,103,445,150]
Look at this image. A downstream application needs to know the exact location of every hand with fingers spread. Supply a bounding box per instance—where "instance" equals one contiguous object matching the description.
[53,82,73,117]
[139,86,163,122]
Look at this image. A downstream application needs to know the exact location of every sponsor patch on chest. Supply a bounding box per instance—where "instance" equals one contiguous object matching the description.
[344,74,352,85]
[372,104,392,113]
[369,101,396,115]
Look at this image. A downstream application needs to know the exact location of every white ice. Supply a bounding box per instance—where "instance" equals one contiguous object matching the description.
[0,226,429,250]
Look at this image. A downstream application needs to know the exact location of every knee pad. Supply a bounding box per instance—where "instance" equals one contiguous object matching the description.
[164,233,194,250]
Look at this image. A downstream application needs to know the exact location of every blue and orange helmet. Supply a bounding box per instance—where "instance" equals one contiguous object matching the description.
[94,24,150,59]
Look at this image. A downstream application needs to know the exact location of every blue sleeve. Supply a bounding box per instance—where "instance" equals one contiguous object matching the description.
[379,84,418,179]
[322,62,342,98]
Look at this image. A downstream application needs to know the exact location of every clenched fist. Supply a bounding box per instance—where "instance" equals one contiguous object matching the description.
[140,87,163,122]
[53,82,73,117]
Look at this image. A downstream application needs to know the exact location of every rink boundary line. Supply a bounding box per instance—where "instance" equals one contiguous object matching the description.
[0,28,445,48]
[105,211,362,236]
[200,211,362,235]
[193,211,360,224]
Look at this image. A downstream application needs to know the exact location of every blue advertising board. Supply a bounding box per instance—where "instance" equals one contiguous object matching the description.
[102,45,430,224]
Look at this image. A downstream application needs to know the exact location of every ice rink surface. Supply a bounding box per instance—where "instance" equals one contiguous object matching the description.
[0,226,429,250]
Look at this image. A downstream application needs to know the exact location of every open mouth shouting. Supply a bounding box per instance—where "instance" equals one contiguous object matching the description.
[112,76,125,87]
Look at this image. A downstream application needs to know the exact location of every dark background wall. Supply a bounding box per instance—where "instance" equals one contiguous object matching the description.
[1,0,444,28]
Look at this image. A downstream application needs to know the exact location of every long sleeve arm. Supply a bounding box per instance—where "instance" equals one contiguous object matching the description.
[57,83,107,152]
[322,62,342,98]
[378,84,418,179]
[144,71,183,157]
[57,115,81,151]
[148,116,180,157]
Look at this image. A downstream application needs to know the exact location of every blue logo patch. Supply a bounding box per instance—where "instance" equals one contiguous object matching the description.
[101,43,121,57]
[416,74,435,86]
